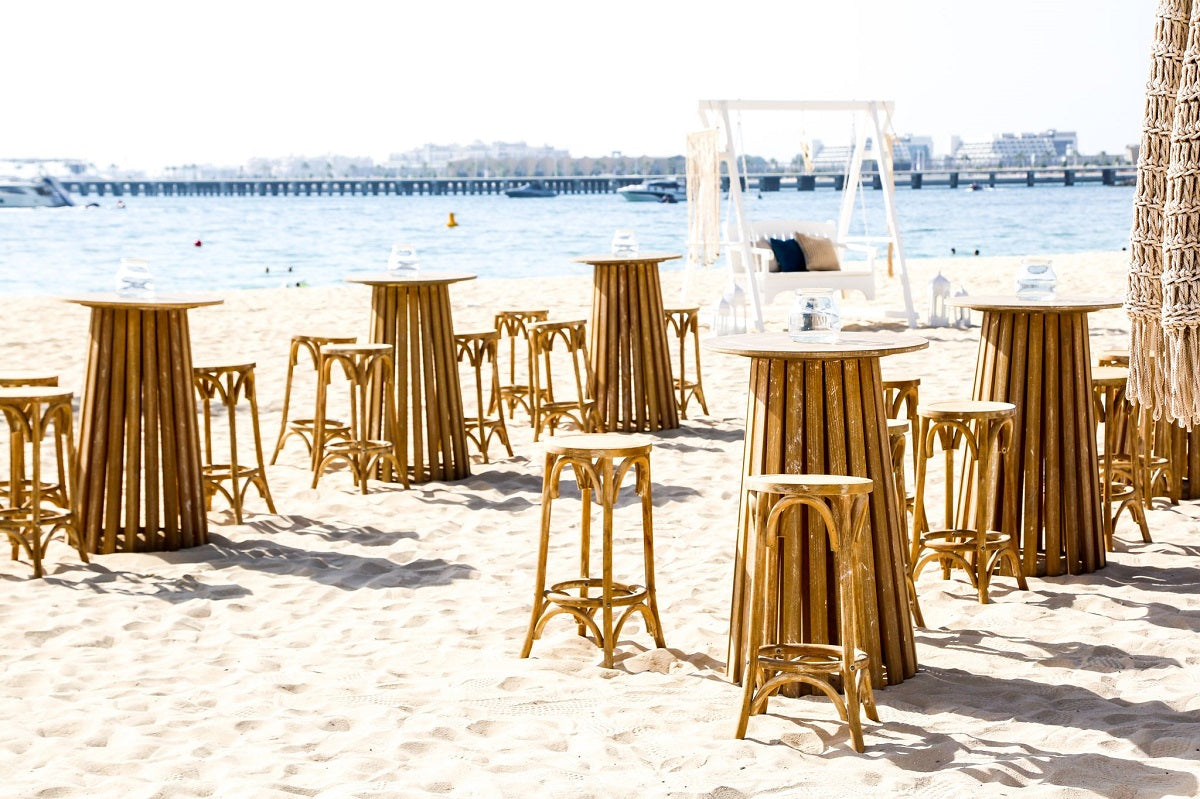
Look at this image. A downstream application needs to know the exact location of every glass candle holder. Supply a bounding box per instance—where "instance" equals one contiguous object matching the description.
[788,290,842,343]
[1015,257,1056,299]
[610,229,638,256]
[387,244,420,275]
[115,257,155,298]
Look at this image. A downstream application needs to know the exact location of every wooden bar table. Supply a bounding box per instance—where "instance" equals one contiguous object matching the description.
[346,273,475,483]
[949,295,1120,577]
[572,253,681,433]
[705,331,927,690]
[68,293,221,554]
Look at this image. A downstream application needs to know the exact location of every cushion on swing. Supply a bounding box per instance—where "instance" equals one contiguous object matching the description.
[796,233,840,271]
[768,237,808,273]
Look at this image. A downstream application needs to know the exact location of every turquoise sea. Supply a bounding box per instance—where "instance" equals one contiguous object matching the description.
[0,184,1135,296]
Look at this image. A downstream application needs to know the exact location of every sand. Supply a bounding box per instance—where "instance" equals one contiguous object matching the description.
[2,251,1198,799]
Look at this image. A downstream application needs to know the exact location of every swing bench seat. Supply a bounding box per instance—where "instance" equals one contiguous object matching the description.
[731,219,879,305]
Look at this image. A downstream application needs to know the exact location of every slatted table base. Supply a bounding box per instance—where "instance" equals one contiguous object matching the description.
[729,355,917,692]
[577,255,680,433]
[75,306,210,553]
[366,283,471,483]
[972,309,1105,576]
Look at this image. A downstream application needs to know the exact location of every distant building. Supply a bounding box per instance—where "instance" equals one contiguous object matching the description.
[384,140,570,172]
[950,130,1079,168]
[807,134,932,172]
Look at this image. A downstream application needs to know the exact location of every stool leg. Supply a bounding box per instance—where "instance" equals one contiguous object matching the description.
[579,463,594,641]
[599,457,615,668]
[271,341,301,464]
[735,489,767,738]
[689,318,709,416]
[223,375,244,524]
[636,456,666,648]
[310,356,331,487]
[245,372,277,514]
[521,451,558,658]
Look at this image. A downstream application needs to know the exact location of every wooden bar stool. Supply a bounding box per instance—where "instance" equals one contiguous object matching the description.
[663,306,709,419]
[912,400,1027,604]
[520,433,665,668]
[494,310,549,421]
[1091,366,1152,548]
[882,375,920,473]
[311,343,407,493]
[193,362,277,523]
[454,330,513,463]
[0,387,88,577]
[270,333,356,464]
[887,418,924,628]
[529,320,603,442]
[0,372,65,508]
[1094,347,1182,503]
[735,474,880,753]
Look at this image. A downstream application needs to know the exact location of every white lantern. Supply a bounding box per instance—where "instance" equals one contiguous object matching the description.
[713,280,748,335]
[927,271,951,328]
[953,284,972,329]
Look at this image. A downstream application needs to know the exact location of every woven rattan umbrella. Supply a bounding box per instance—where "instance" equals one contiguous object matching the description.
[1128,0,1200,426]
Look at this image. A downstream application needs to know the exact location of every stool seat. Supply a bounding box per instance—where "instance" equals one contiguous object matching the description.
[522,433,663,668]
[1091,365,1128,387]
[0,372,58,388]
[918,399,1017,421]
[542,433,651,458]
[1097,349,1130,366]
[736,473,879,752]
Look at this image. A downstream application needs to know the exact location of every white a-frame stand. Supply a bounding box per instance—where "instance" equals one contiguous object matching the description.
[696,99,919,330]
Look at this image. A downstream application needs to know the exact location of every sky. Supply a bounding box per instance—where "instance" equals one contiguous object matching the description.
[4,0,1156,171]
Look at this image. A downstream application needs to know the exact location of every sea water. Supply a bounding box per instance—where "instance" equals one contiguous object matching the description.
[0,184,1135,296]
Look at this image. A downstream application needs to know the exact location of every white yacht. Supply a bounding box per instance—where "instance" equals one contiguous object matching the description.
[617,178,686,203]
[0,176,75,207]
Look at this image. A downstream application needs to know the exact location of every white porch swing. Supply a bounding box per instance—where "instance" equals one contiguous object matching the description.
[687,99,919,331]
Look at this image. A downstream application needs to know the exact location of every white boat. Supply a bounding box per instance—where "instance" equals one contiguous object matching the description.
[0,176,75,208]
[617,178,686,203]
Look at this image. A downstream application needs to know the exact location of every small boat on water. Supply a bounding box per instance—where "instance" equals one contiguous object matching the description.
[617,178,686,203]
[504,181,557,198]
[0,176,75,208]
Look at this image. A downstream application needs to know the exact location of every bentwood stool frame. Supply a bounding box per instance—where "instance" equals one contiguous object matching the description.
[494,310,549,421]
[193,362,277,523]
[736,474,880,753]
[270,334,357,465]
[529,320,603,442]
[0,387,89,577]
[311,343,407,493]
[1091,365,1152,548]
[454,330,513,463]
[521,433,665,668]
[663,306,709,419]
[0,372,66,510]
[912,400,1028,604]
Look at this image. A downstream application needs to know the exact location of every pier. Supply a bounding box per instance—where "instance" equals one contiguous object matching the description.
[58,167,1137,198]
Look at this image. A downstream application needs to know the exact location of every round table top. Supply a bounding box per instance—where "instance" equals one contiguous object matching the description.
[948,295,1122,313]
[571,253,682,266]
[346,271,477,286]
[704,331,929,359]
[65,293,223,310]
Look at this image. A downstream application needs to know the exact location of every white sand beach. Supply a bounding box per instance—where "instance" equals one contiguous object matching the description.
[2,251,1199,799]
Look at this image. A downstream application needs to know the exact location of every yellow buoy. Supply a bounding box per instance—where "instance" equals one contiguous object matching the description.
[446,212,458,228]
